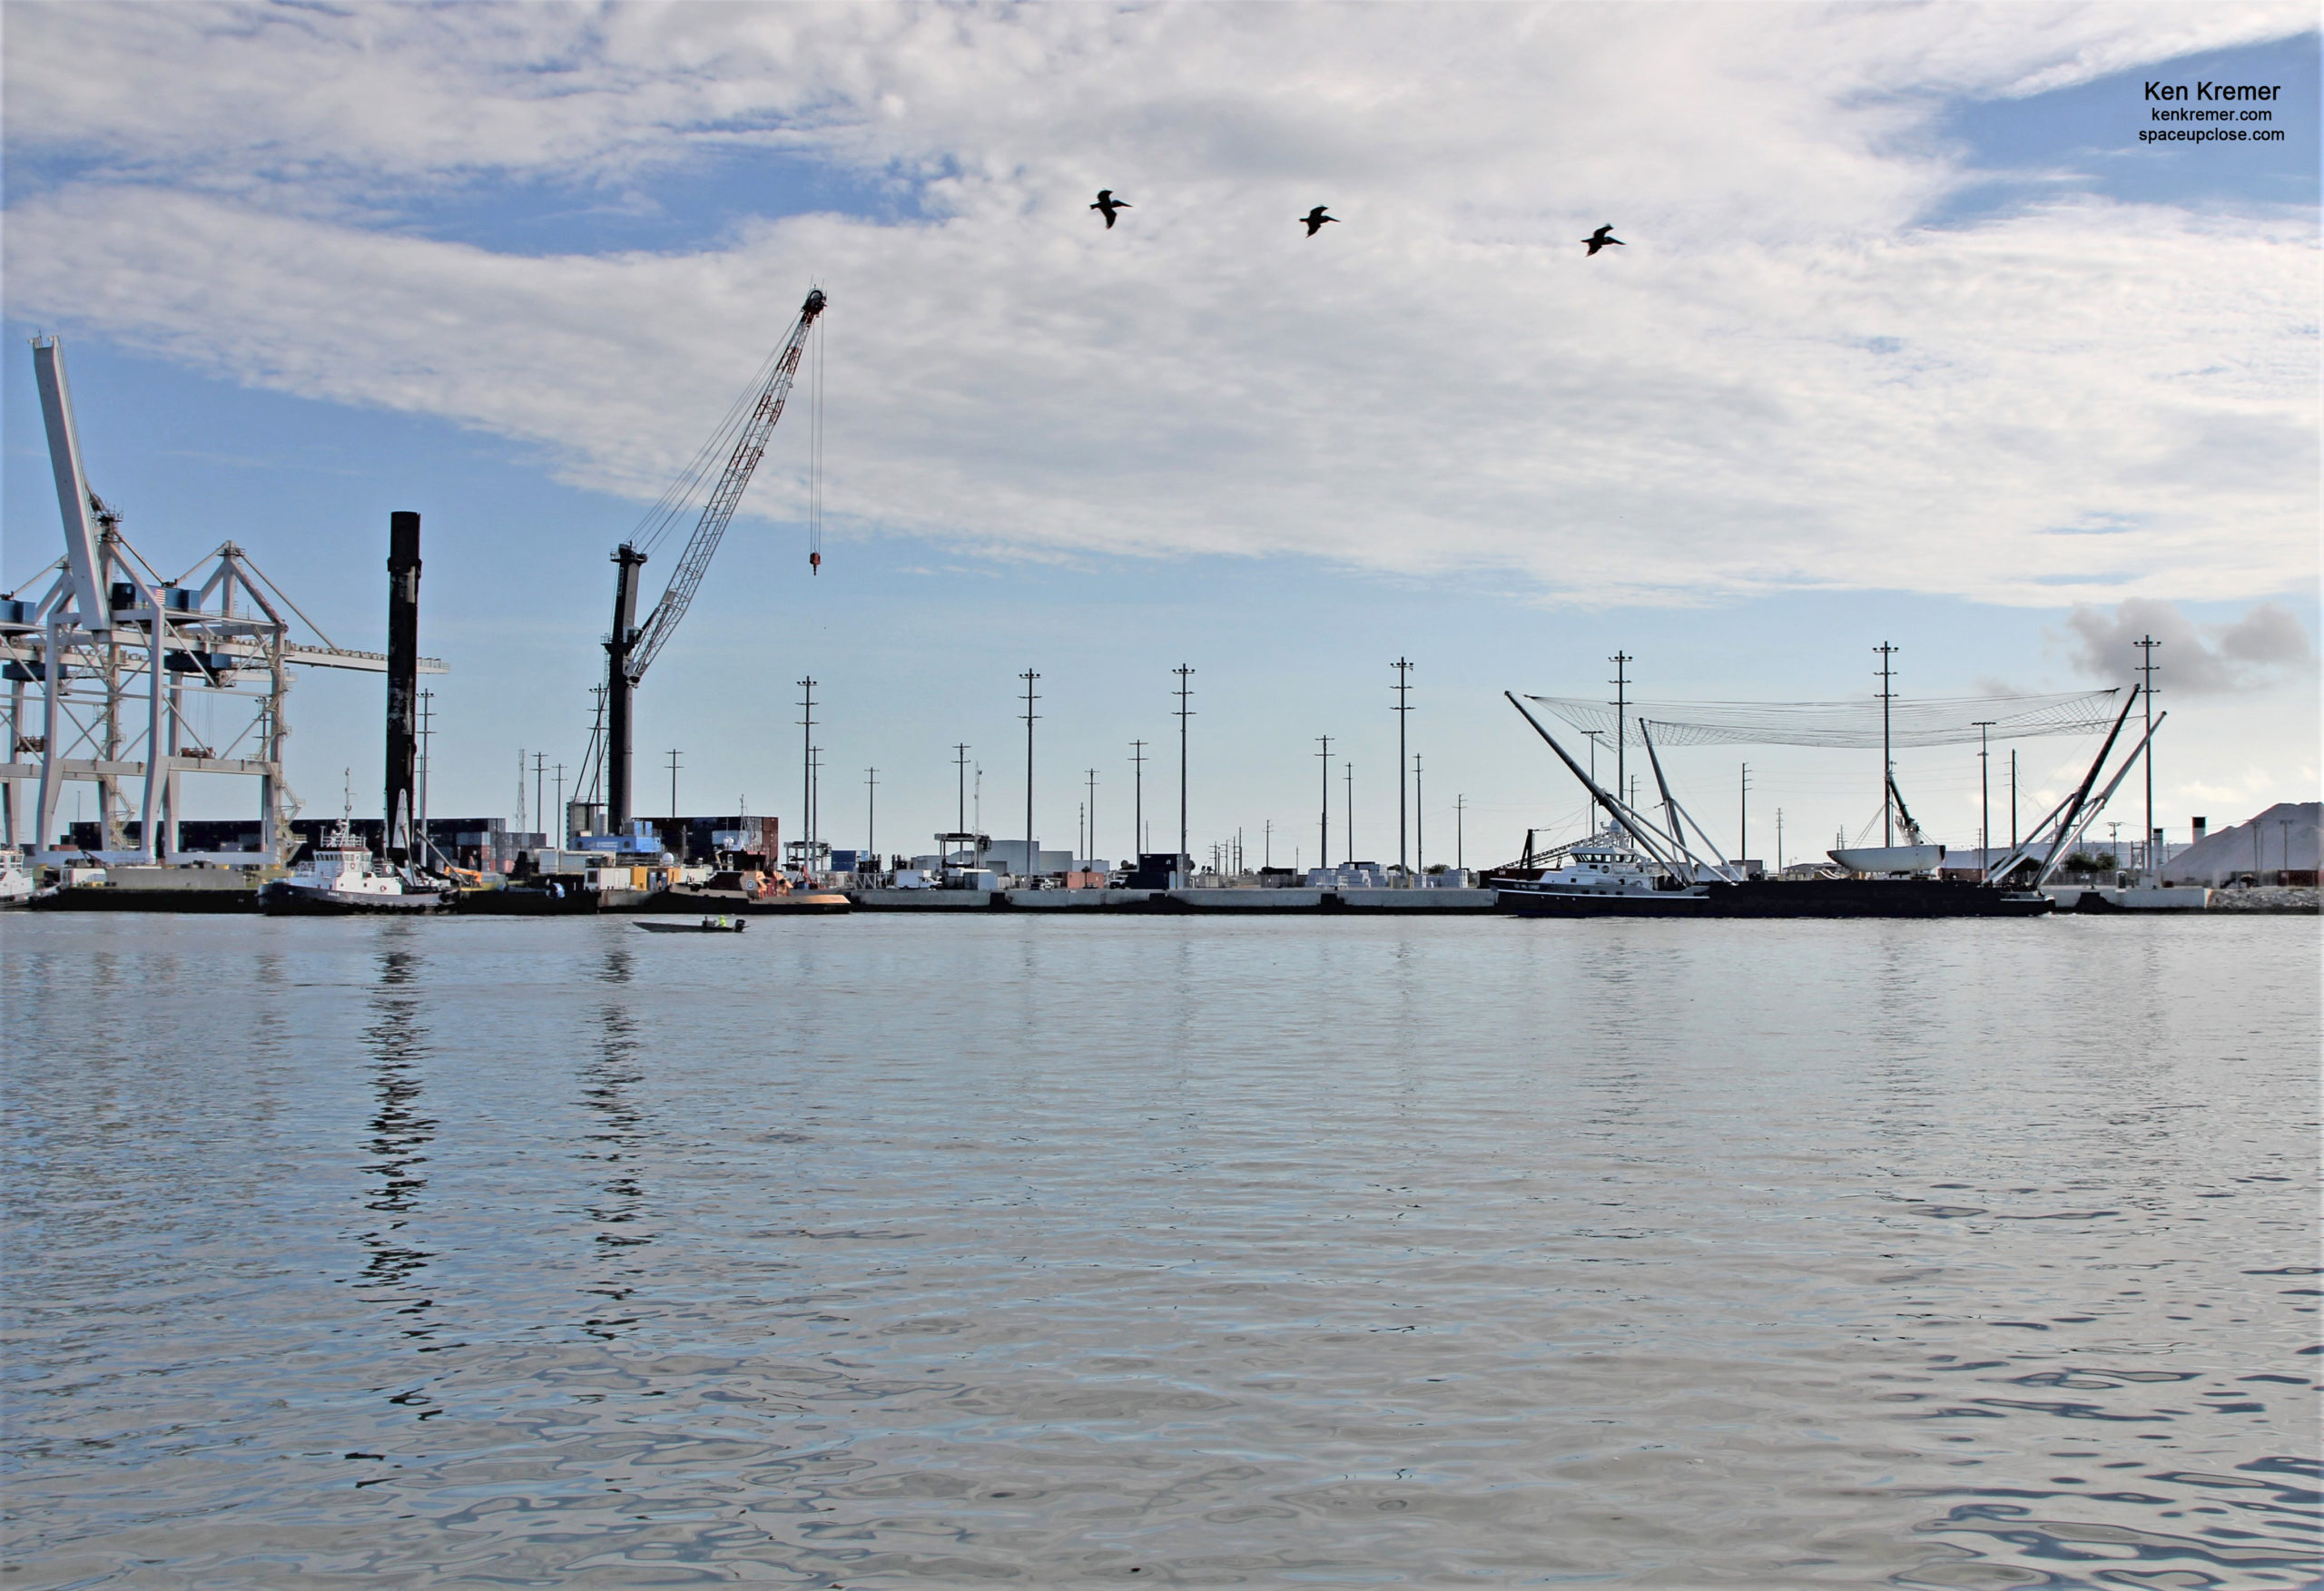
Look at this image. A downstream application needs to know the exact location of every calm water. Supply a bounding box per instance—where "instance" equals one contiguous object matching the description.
[3,912,2317,1588]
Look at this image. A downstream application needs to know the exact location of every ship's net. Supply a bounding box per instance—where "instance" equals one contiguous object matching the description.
[1522,689,2119,750]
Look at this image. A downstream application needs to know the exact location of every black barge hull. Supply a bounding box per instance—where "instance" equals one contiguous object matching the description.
[1502,879,2053,918]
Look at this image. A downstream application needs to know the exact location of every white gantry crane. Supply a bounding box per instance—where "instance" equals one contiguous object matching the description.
[1,337,445,866]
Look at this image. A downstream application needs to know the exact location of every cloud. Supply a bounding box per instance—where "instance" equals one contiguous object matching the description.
[4,4,2317,606]
[2061,597,2313,692]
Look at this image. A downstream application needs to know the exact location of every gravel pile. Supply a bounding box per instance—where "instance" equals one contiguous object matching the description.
[2208,886,2320,914]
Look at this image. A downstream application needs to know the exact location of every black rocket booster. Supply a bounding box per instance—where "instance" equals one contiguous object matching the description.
[385,511,421,866]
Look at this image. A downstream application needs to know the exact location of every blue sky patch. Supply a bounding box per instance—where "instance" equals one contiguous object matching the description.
[1925,32,2319,226]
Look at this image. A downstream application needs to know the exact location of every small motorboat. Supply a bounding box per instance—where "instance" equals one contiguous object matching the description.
[633,916,747,934]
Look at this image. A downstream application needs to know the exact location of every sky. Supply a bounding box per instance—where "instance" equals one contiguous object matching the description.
[3,2,2317,869]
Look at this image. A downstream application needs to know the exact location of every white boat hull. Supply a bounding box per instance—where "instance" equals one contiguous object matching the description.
[1829,844,1945,874]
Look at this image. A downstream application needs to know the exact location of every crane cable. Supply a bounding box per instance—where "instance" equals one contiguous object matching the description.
[629,337,793,560]
[809,315,824,575]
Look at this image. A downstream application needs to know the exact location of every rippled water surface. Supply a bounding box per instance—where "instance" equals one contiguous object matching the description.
[4,912,2318,1587]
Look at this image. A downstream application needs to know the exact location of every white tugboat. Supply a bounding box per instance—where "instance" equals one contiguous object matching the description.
[260,781,446,916]
[0,848,33,907]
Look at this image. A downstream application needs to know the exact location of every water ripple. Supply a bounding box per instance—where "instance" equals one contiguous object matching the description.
[3,913,2316,1587]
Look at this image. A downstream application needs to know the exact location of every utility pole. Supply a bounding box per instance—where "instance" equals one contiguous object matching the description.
[516,748,527,832]
[417,688,435,839]
[1344,760,1354,864]
[1086,767,1098,865]
[1393,657,1413,883]
[1264,817,1273,868]
[954,742,970,838]
[1315,734,1332,869]
[1173,665,1194,869]
[810,746,823,850]
[1874,642,1898,848]
[2134,634,2160,876]
[865,766,878,858]
[1455,793,1465,870]
[1609,652,1631,829]
[1973,722,1994,871]
[797,677,817,853]
[553,763,565,846]
[1413,753,1424,877]
[666,748,682,820]
[1738,762,1749,862]
[1130,740,1147,860]
[533,752,547,841]
[1020,669,1040,884]
[1776,808,1784,872]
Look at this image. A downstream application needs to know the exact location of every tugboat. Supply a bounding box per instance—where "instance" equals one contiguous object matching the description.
[260,818,447,915]
[0,848,33,908]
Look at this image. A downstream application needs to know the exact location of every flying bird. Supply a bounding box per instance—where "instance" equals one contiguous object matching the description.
[1582,225,1624,256]
[1301,205,1337,237]
[1090,190,1129,229]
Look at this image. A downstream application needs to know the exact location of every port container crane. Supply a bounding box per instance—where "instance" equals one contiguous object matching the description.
[600,287,825,829]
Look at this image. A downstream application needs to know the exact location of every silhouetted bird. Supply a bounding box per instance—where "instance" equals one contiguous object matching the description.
[1301,206,1337,237]
[1582,225,1624,255]
[1091,190,1129,229]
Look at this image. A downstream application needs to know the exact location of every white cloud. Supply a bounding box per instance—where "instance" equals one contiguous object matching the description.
[4,2,2316,606]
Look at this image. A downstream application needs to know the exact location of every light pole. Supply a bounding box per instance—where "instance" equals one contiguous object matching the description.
[865,766,878,859]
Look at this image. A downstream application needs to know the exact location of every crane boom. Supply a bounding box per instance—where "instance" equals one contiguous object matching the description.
[625,287,826,684]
